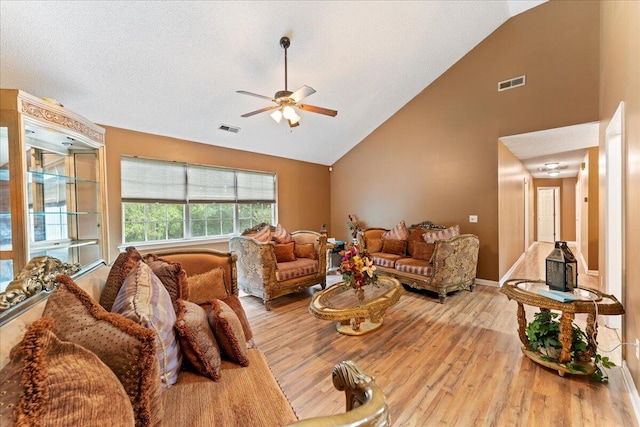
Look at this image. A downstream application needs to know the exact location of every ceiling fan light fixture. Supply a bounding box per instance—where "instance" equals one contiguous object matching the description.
[548,170,560,177]
[282,106,296,120]
[545,162,560,169]
[271,109,283,123]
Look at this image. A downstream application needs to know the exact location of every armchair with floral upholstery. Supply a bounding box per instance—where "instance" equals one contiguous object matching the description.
[229,223,327,310]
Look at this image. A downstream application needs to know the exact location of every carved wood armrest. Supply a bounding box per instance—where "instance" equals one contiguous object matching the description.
[285,360,389,427]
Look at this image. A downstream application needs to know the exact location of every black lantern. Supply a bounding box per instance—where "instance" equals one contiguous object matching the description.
[545,241,578,292]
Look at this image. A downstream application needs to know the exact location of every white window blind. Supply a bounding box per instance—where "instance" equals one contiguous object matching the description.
[121,157,186,202]
[237,171,276,202]
[187,165,236,202]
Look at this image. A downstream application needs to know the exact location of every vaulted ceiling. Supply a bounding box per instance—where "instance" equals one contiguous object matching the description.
[0,1,544,166]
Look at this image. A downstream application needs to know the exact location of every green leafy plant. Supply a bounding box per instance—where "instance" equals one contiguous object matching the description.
[525,311,615,382]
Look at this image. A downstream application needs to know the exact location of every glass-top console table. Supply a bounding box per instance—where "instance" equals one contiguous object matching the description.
[501,279,624,376]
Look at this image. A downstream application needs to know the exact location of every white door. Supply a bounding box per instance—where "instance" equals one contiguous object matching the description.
[605,102,624,329]
[538,187,559,242]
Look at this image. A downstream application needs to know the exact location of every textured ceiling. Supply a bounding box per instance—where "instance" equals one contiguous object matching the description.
[500,122,599,179]
[1,1,544,166]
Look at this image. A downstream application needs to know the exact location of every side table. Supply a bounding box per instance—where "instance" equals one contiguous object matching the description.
[501,279,624,376]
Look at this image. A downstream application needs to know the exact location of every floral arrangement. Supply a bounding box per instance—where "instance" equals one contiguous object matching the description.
[339,244,378,291]
[347,214,363,241]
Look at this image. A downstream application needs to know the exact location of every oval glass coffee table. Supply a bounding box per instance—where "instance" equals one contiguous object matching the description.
[309,276,403,336]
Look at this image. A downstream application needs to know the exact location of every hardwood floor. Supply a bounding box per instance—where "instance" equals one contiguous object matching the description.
[241,242,638,426]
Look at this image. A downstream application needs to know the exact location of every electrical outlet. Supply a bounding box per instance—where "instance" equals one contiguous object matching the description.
[636,339,640,360]
[469,215,478,223]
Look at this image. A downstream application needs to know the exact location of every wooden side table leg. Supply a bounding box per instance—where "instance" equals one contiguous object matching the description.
[516,302,529,347]
[586,312,598,356]
[559,312,575,363]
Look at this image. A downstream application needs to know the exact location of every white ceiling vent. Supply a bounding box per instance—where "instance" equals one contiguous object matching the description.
[218,124,240,134]
[498,75,526,92]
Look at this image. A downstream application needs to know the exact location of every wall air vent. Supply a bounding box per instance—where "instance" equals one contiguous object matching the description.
[498,75,526,92]
[218,124,240,134]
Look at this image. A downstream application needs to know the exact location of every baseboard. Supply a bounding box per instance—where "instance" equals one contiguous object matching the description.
[475,278,500,288]
[499,250,528,286]
[622,362,640,425]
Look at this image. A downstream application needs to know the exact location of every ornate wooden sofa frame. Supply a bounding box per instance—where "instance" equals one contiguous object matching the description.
[229,224,327,310]
[363,222,479,303]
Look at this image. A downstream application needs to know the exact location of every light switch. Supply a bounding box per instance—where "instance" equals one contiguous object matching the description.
[469,215,478,223]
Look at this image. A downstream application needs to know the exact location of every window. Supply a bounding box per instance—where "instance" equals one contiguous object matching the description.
[121,157,276,244]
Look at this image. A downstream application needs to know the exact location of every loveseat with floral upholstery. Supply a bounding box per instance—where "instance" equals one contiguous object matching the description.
[363,220,479,303]
[229,223,327,310]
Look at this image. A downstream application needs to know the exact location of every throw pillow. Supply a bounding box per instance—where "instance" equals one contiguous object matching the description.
[207,299,249,367]
[201,295,254,343]
[273,223,293,244]
[413,241,436,261]
[274,242,296,263]
[423,225,460,243]
[42,274,163,427]
[174,299,221,381]
[365,238,383,253]
[252,225,272,243]
[0,317,135,427]
[406,227,427,257]
[187,268,229,303]
[382,239,407,256]
[294,242,316,260]
[382,220,409,241]
[144,253,190,303]
[100,246,142,311]
[113,261,182,391]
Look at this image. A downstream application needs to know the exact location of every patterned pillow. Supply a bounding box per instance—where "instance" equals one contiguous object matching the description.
[144,253,190,303]
[382,239,407,256]
[187,268,229,303]
[274,242,296,263]
[112,261,182,390]
[366,238,383,253]
[273,223,293,244]
[42,275,163,427]
[382,220,409,241]
[0,317,135,427]
[200,295,254,344]
[174,299,221,381]
[100,246,142,311]
[252,225,272,243]
[294,243,316,260]
[412,241,436,261]
[423,225,460,243]
[207,299,249,367]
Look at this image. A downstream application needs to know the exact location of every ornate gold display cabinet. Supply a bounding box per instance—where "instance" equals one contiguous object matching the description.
[0,89,108,319]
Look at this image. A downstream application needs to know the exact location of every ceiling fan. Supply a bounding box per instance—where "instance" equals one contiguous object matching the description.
[237,36,338,128]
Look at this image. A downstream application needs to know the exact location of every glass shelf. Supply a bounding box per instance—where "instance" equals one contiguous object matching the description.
[27,170,98,185]
[28,211,101,216]
[29,239,99,251]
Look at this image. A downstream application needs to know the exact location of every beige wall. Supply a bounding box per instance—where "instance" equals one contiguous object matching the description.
[578,148,599,271]
[600,0,640,392]
[331,1,600,281]
[102,126,331,263]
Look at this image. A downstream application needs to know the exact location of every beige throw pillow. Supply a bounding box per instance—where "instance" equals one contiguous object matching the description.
[187,268,229,303]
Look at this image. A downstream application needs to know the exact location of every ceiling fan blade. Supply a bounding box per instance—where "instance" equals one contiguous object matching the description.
[297,104,338,117]
[236,90,276,102]
[290,85,316,102]
[241,105,279,118]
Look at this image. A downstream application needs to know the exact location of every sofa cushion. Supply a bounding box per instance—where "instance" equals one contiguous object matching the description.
[161,350,297,426]
[42,275,163,427]
[252,225,272,243]
[100,246,142,311]
[208,299,249,367]
[199,295,254,345]
[423,225,460,243]
[395,258,434,277]
[412,241,436,261]
[294,242,316,259]
[274,242,296,263]
[144,253,190,303]
[275,258,319,281]
[174,299,221,381]
[366,238,383,253]
[382,220,409,241]
[0,317,135,427]
[372,252,404,268]
[407,227,427,257]
[113,261,182,390]
[382,238,407,256]
[273,223,293,243]
[187,268,229,303]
